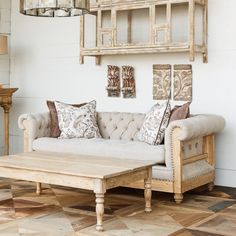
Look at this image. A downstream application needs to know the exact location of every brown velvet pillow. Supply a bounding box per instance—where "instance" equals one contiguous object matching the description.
[47,101,87,138]
[169,102,191,124]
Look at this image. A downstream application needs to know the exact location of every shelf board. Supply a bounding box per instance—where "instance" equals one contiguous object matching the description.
[81,44,191,56]
[90,0,206,12]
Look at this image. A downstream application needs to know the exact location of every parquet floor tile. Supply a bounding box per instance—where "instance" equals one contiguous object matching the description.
[0,178,235,236]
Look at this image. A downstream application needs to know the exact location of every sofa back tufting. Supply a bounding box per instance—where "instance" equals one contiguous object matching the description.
[97,112,145,141]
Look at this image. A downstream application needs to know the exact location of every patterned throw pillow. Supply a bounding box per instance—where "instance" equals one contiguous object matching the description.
[47,101,87,138]
[55,100,101,139]
[138,101,171,145]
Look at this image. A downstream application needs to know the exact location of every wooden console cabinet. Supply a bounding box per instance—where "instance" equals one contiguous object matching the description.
[0,88,18,155]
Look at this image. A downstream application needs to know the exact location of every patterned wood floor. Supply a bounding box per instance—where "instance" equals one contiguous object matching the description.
[0,178,235,236]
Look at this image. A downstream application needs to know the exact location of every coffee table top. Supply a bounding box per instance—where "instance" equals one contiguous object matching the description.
[0,152,157,179]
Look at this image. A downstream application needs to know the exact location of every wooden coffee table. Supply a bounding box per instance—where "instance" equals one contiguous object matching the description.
[0,151,157,231]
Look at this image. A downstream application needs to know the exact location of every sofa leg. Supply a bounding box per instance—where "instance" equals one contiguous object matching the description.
[208,182,214,192]
[174,193,183,204]
[36,182,42,195]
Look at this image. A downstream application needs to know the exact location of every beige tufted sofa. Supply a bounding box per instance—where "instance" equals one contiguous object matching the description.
[18,112,225,203]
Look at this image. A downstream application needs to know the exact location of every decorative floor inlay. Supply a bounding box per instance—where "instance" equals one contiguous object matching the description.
[0,178,235,235]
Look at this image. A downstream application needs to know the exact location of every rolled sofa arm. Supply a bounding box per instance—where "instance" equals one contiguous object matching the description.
[164,114,225,169]
[166,114,225,141]
[18,113,51,152]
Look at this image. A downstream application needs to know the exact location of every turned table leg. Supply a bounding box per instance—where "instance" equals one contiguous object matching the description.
[174,193,183,204]
[94,179,106,231]
[36,182,42,195]
[144,167,152,213]
[95,193,105,231]
[208,182,214,191]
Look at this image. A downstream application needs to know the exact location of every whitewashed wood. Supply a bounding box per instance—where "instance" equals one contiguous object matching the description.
[0,166,95,190]
[106,169,148,189]
[183,153,208,165]
[0,88,18,155]
[204,135,215,166]
[182,171,214,192]
[20,151,156,173]
[125,179,174,192]
[0,157,152,179]
[36,182,42,195]
[111,9,117,46]
[172,128,183,204]
[149,5,155,44]
[80,0,208,64]
[166,2,172,43]
[79,15,85,64]
[94,179,106,231]
[202,0,208,63]
[144,167,152,212]
[123,131,215,204]
[189,0,195,61]
[0,151,156,231]
[95,193,105,231]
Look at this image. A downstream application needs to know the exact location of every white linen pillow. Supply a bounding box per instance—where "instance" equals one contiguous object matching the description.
[138,101,171,145]
[55,100,101,139]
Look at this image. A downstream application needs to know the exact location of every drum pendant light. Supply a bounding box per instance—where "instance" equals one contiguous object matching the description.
[20,0,90,17]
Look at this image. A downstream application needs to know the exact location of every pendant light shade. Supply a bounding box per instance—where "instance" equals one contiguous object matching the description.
[20,0,90,17]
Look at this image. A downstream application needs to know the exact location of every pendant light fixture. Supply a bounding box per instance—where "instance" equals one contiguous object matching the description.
[20,0,90,17]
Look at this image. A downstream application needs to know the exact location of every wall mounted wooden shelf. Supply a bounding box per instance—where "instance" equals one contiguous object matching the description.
[80,0,208,65]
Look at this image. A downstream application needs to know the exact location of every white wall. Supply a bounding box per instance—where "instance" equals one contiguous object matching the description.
[9,0,236,187]
[0,0,11,154]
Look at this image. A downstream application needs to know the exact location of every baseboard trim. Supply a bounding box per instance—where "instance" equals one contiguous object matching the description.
[215,168,236,187]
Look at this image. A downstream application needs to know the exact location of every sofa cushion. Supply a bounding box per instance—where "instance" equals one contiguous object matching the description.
[32,138,165,163]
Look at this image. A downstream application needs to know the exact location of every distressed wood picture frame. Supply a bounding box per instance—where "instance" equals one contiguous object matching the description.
[153,64,171,100]
[173,64,192,101]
